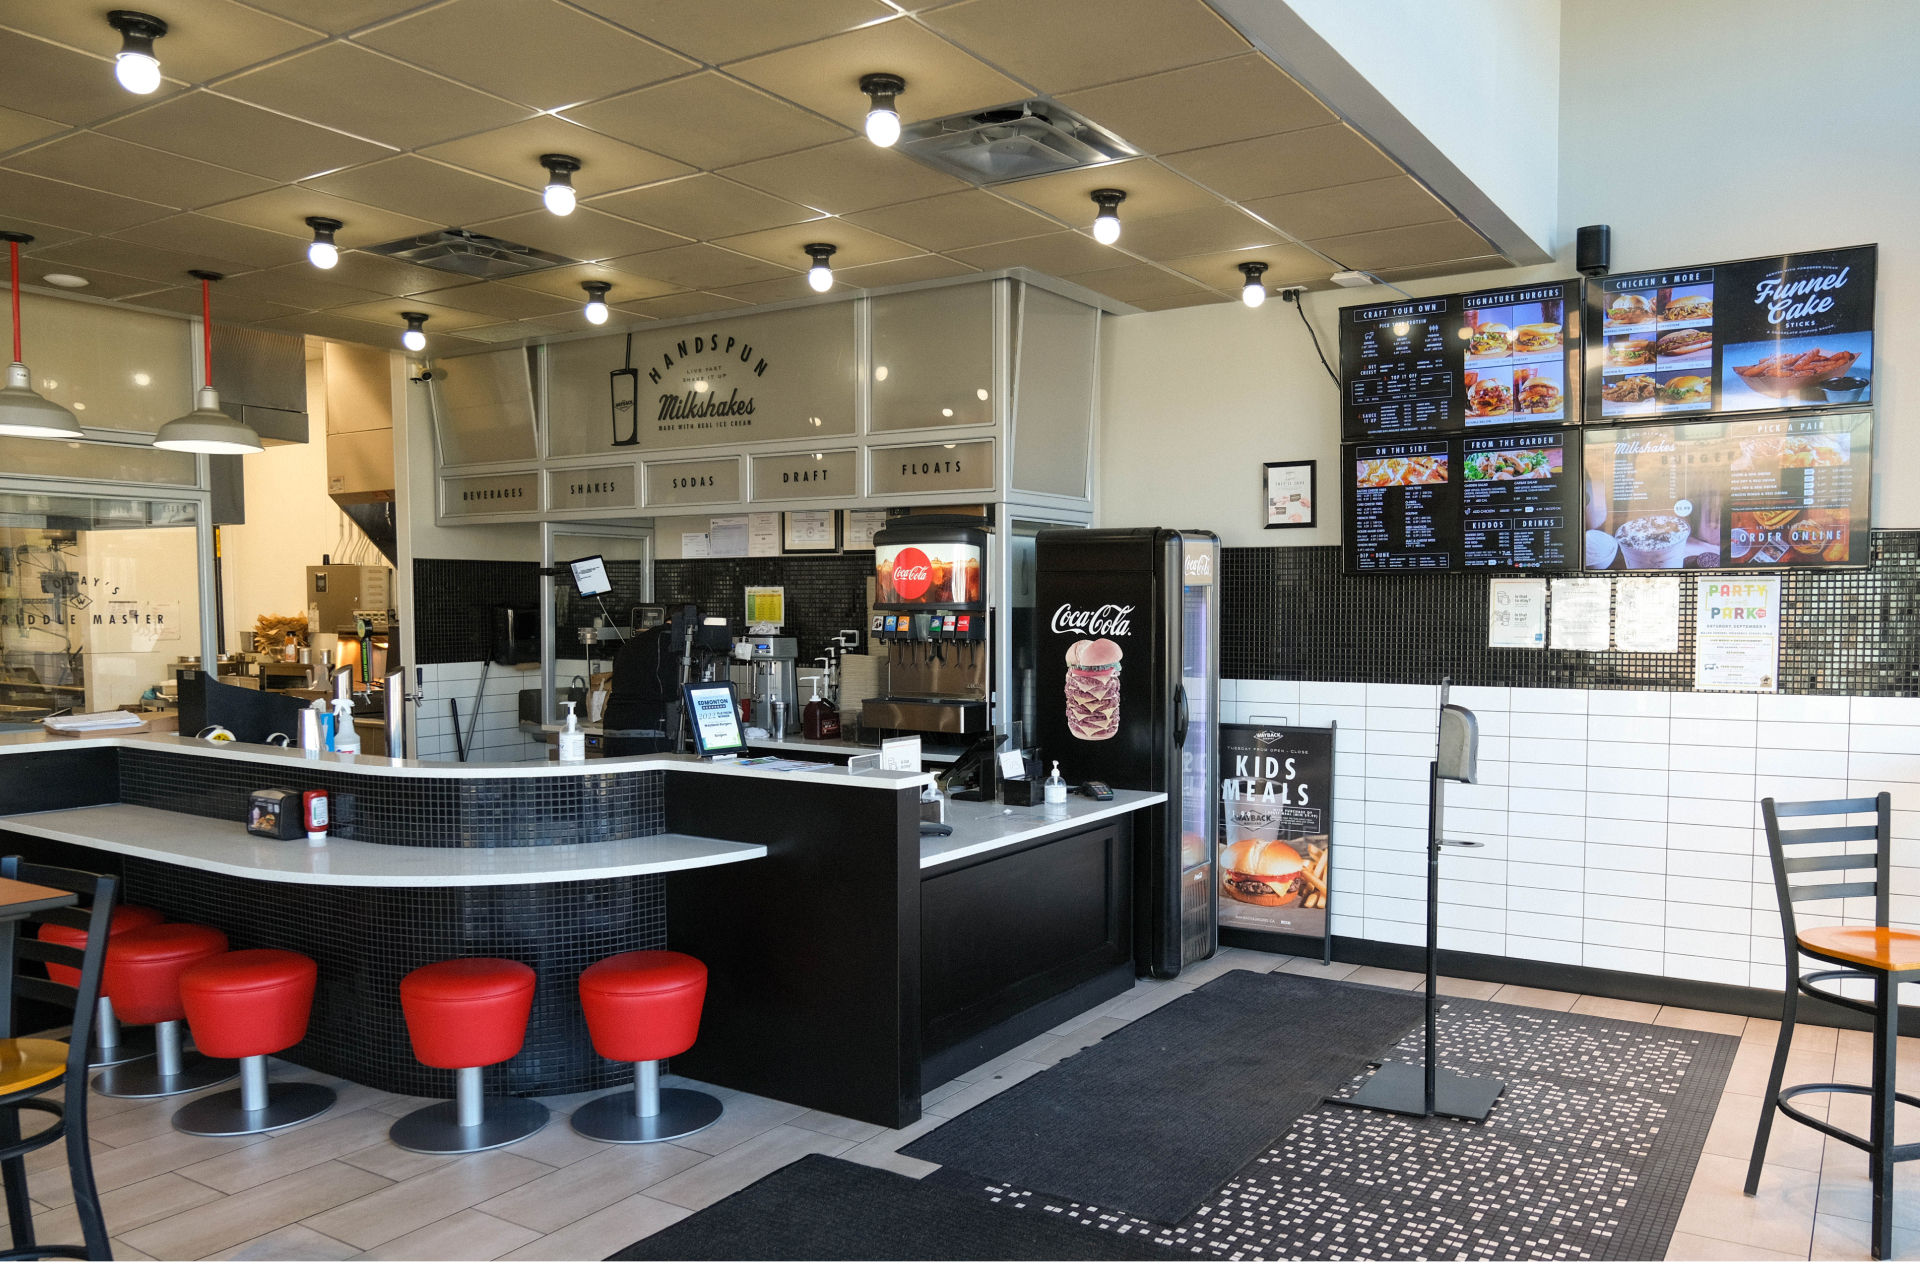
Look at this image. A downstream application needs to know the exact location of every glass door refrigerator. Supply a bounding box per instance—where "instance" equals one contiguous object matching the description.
[1034,528,1220,979]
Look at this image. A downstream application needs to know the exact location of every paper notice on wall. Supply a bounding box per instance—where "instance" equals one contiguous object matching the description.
[1614,577,1680,652]
[680,532,709,558]
[1695,574,1780,692]
[1549,578,1610,651]
[1487,578,1546,648]
[151,601,180,641]
[746,512,781,557]
[708,516,748,558]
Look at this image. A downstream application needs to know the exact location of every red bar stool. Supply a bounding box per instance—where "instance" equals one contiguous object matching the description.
[390,958,548,1154]
[39,903,163,1067]
[173,949,335,1136]
[89,923,237,1099]
[573,950,722,1144]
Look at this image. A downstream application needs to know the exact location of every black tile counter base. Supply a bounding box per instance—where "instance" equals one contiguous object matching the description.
[118,748,665,848]
[125,859,668,1097]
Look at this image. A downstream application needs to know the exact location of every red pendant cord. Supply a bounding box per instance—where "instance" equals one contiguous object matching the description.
[9,239,19,364]
[200,275,213,385]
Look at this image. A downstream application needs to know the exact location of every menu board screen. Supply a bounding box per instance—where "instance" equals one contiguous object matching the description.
[1340,281,1579,440]
[1582,411,1871,570]
[1586,245,1876,420]
[1344,429,1578,573]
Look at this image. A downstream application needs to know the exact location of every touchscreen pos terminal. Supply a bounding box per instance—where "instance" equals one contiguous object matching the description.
[682,681,747,759]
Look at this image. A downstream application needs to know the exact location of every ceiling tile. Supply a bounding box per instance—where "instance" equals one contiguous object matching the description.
[134,286,306,324]
[1306,221,1493,272]
[946,230,1129,275]
[846,189,1059,252]
[561,72,849,169]
[721,138,968,216]
[0,168,172,234]
[1057,262,1213,304]
[615,290,752,319]
[920,0,1245,94]
[1161,124,1401,201]
[466,208,686,263]
[30,236,260,285]
[1057,53,1333,155]
[0,105,66,153]
[305,156,543,228]
[0,0,322,83]
[7,132,275,210]
[711,220,921,270]
[726,18,1026,130]
[574,0,894,64]
[604,242,796,289]
[1244,176,1452,242]
[712,275,831,305]
[0,214,86,252]
[214,265,390,310]
[420,115,692,198]
[403,281,577,321]
[220,43,534,150]
[455,320,578,343]
[325,296,499,333]
[1128,291,1232,312]
[1117,204,1282,262]
[232,0,424,34]
[99,92,392,183]
[835,254,977,288]
[0,29,182,127]
[358,0,696,111]
[16,263,168,301]
[1161,242,1326,288]
[991,157,1214,224]
[317,252,484,298]
[1373,255,1515,284]
[197,187,441,250]
[112,213,310,269]
[588,174,819,240]
[495,261,686,303]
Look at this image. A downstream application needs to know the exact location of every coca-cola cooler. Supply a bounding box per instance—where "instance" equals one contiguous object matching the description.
[1034,528,1220,979]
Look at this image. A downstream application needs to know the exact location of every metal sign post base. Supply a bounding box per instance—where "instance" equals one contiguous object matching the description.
[1337,1059,1504,1121]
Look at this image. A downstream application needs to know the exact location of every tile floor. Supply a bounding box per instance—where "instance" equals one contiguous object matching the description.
[5,949,1915,1261]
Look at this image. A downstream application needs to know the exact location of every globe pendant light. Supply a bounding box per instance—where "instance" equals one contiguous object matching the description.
[153,271,262,454]
[1238,260,1269,308]
[1090,189,1126,245]
[860,73,905,147]
[805,243,836,293]
[0,231,83,439]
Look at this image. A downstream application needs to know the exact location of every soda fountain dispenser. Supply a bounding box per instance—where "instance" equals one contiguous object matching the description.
[862,516,990,739]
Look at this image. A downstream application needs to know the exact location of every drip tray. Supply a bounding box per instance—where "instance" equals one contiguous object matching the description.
[862,696,988,734]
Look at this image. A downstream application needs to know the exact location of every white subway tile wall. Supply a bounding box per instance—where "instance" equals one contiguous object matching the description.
[411,661,547,763]
[1221,680,1920,997]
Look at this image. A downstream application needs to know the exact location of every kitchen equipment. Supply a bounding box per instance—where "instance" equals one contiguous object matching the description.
[733,635,799,737]
[863,516,990,740]
[305,564,391,637]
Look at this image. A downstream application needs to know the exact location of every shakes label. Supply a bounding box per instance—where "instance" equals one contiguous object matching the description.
[1217,724,1335,940]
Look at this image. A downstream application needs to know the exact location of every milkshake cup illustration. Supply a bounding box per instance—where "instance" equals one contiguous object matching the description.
[1065,639,1122,740]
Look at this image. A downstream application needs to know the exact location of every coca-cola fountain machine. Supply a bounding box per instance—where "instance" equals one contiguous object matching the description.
[1034,528,1221,979]
[863,516,990,740]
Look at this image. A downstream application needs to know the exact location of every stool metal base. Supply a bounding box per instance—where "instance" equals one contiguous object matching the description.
[92,1051,237,1099]
[87,1023,155,1069]
[173,1081,336,1136]
[572,1087,722,1144]
[390,1096,549,1154]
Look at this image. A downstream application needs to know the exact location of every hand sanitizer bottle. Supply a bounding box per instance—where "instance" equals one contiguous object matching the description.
[1044,761,1068,805]
[559,700,586,764]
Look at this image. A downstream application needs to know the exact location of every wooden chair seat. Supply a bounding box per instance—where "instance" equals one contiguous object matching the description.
[0,1038,69,1095]
[1798,926,1920,973]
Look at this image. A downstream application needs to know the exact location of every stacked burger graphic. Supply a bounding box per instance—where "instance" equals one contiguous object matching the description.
[1064,639,1122,740]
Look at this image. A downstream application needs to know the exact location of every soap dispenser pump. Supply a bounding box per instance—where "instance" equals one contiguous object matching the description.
[559,700,586,763]
[1044,760,1068,805]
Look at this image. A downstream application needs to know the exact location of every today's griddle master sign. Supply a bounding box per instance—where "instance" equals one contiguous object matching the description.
[1217,724,1335,942]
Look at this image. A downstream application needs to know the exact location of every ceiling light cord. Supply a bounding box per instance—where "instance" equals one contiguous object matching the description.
[8,239,19,364]
[199,274,213,386]
[1285,290,1338,388]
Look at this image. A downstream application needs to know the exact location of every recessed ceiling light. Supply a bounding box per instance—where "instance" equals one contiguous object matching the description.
[804,243,836,293]
[1238,261,1268,308]
[305,216,342,269]
[400,312,429,352]
[1090,189,1125,245]
[42,274,88,288]
[106,10,167,94]
[581,280,610,325]
[540,154,580,216]
[860,73,905,147]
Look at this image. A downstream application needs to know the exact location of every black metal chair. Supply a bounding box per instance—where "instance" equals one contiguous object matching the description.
[0,856,114,1261]
[1745,792,1919,1261]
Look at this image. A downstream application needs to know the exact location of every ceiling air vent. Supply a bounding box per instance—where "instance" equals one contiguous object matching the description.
[361,229,575,279]
[897,100,1137,185]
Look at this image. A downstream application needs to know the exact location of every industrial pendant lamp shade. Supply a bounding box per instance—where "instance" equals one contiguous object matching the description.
[153,271,262,455]
[0,231,83,439]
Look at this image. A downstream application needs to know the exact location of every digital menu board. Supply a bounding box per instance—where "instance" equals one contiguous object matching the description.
[1340,281,1580,441]
[1586,245,1876,421]
[1344,429,1578,573]
[1581,411,1871,570]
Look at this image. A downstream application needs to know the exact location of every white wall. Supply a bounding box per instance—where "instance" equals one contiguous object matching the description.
[1102,0,1920,542]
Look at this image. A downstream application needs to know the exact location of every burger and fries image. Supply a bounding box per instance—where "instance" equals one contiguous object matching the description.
[1221,837,1330,910]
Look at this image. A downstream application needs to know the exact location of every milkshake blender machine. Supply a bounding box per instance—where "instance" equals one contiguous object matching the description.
[862,517,989,740]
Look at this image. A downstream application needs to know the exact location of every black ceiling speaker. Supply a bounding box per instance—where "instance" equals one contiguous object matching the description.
[1576,225,1611,277]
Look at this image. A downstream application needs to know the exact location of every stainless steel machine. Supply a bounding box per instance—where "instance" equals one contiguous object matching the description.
[863,516,990,739]
[732,634,800,737]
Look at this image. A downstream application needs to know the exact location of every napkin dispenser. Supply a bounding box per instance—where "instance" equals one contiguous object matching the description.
[246,788,306,840]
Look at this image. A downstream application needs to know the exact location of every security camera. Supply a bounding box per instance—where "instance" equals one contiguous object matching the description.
[409,369,435,383]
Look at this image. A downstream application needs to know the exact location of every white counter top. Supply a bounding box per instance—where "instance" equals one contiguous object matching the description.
[748,734,963,765]
[920,790,1165,869]
[0,731,934,791]
[0,804,766,888]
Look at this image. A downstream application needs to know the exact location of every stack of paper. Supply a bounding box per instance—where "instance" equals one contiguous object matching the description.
[43,710,146,733]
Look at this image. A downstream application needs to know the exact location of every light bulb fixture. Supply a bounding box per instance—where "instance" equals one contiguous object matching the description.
[0,232,84,439]
[860,73,905,147]
[540,154,580,216]
[582,281,611,325]
[400,312,429,352]
[153,271,263,454]
[1238,261,1269,308]
[305,216,342,269]
[107,11,167,94]
[804,243,837,293]
[1090,189,1125,245]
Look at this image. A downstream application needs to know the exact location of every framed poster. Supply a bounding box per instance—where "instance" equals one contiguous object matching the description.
[782,509,838,553]
[1218,723,1335,960]
[1264,460,1316,528]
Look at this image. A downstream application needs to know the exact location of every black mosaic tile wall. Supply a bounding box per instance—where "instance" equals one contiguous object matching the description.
[655,555,874,667]
[413,558,540,666]
[1222,530,1920,695]
[124,858,666,1096]
[119,749,664,848]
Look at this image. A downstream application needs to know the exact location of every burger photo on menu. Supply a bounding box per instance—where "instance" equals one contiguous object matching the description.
[1654,327,1713,364]
[1467,320,1513,360]
[1513,321,1563,354]
[1607,335,1657,368]
[1514,362,1565,417]
[1660,287,1714,324]
[1606,292,1655,328]
[1465,372,1513,419]
[1656,371,1712,411]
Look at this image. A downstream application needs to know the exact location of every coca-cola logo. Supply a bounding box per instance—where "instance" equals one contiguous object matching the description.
[1050,603,1134,637]
[892,547,933,600]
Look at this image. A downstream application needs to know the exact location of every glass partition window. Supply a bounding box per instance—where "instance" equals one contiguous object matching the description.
[550,530,652,720]
[870,284,994,431]
[0,493,200,723]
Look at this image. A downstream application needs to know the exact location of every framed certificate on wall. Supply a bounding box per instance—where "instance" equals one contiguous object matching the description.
[1264,460,1316,528]
[782,509,839,552]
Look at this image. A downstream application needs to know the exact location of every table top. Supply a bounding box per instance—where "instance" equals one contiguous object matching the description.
[0,877,77,919]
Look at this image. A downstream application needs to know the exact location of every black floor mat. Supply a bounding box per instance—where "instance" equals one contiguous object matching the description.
[902,969,1424,1224]
[605,1154,1174,1261]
